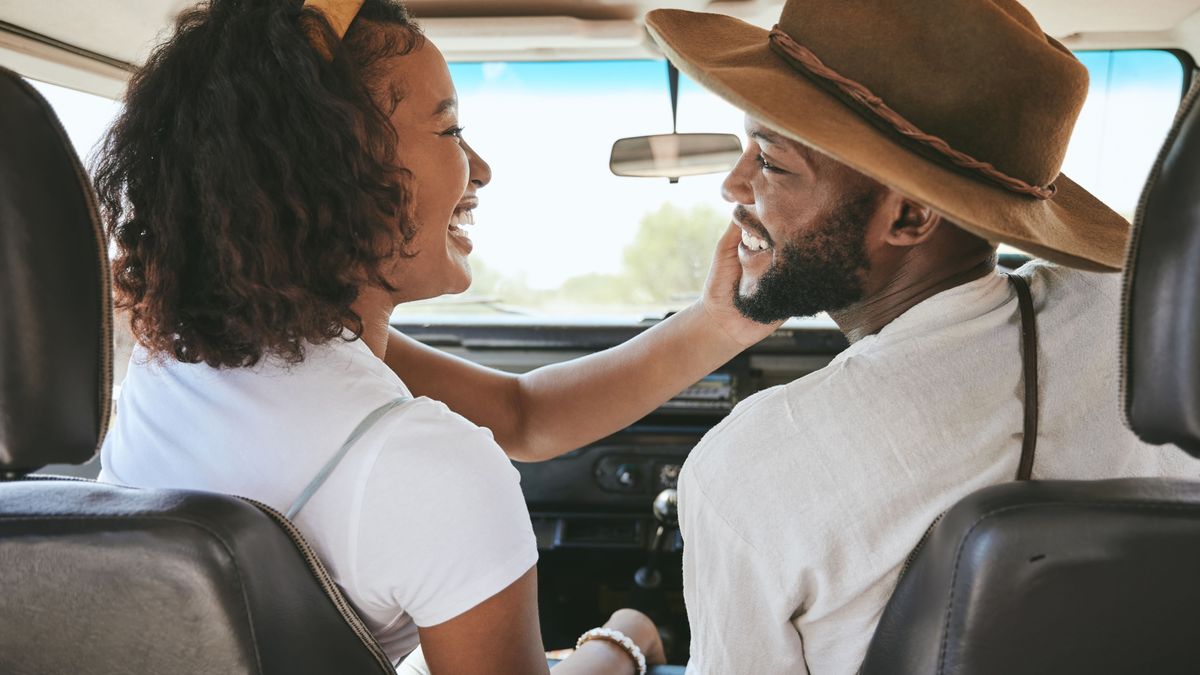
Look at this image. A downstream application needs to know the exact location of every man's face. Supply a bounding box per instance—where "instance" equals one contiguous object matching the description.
[724,116,884,323]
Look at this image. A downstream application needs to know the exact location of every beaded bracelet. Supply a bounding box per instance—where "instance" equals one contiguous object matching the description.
[575,627,648,675]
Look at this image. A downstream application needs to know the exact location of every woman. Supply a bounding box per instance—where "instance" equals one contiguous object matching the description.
[94,1,777,673]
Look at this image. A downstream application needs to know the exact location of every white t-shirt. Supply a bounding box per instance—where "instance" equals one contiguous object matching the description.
[680,263,1199,674]
[99,334,538,665]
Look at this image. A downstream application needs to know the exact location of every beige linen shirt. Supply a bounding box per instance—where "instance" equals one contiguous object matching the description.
[680,263,1198,674]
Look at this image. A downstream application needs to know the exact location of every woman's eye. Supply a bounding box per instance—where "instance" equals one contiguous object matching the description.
[756,153,781,173]
[442,125,465,139]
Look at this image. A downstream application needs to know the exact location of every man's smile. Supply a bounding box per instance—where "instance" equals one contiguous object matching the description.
[733,206,775,278]
[733,205,774,250]
[739,227,771,252]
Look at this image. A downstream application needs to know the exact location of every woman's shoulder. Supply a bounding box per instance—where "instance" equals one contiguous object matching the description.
[348,396,536,627]
[354,396,527,547]
[373,396,511,474]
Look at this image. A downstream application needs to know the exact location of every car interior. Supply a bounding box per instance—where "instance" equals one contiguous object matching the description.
[3,1,1200,673]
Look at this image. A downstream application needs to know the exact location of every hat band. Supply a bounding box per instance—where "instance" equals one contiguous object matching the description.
[768,27,1057,200]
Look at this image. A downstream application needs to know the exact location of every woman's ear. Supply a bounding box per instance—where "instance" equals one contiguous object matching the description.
[884,198,942,247]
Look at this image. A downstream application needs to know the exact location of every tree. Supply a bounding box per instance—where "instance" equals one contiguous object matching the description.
[559,273,633,305]
[460,202,729,311]
[620,203,727,302]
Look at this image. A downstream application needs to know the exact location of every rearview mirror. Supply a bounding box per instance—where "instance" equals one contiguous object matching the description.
[609,133,743,181]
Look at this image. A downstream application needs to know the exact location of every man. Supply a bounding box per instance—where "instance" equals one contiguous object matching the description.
[644,1,1198,672]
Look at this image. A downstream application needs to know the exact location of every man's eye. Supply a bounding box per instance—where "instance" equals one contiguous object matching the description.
[756,153,781,173]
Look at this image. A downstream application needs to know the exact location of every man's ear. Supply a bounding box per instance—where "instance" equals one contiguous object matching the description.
[884,198,942,247]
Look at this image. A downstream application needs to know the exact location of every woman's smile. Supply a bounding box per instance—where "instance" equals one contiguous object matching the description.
[448,206,475,253]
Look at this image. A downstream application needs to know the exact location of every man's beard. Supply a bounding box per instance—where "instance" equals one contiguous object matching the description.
[733,195,876,323]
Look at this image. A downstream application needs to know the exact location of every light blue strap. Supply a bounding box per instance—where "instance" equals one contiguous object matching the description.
[286,397,410,520]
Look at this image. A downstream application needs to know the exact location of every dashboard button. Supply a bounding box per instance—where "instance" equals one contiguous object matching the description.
[616,463,639,489]
[658,464,681,489]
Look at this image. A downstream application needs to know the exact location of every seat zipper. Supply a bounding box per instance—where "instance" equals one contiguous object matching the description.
[897,512,944,581]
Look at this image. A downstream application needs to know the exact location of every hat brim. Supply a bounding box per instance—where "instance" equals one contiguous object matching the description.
[645,9,1129,271]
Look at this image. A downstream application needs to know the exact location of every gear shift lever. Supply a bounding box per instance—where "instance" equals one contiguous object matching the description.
[634,488,678,589]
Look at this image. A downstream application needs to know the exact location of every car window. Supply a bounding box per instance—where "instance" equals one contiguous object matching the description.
[27,48,1189,329]
[1061,51,1187,221]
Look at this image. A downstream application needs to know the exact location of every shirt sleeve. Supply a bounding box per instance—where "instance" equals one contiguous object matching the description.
[680,465,811,674]
[349,398,539,628]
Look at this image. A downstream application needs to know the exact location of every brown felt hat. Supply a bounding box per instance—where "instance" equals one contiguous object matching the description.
[645,0,1130,271]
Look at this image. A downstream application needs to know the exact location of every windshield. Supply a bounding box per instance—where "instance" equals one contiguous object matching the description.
[399,51,1186,320]
[396,60,741,321]
[30,49,1187,324]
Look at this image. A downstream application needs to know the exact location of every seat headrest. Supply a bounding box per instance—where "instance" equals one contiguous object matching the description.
[0,66,112,475]
[0,479,396,674]
[1123,81,1200,458]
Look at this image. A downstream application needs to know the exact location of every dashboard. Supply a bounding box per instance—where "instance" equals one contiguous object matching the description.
[395,318,848,547]
[396,317,848,654]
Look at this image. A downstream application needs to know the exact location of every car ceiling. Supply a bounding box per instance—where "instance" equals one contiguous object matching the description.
[2,0,1200,97]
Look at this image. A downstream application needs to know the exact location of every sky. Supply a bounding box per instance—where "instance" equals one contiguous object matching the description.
[29,50,1187,303]
[441,60,744,288]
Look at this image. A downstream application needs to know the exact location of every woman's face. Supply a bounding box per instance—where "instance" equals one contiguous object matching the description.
[382,39,491,303]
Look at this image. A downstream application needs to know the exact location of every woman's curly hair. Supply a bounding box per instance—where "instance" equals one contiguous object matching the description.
[93,0,423,368]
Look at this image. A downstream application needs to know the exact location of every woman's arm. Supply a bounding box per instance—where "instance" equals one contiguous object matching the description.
[417,568,663,674]
[385,224,781,462]
[417,567,550,674]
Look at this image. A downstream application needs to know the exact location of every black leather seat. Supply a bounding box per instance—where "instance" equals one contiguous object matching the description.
[0,66,394,674]
[859,83,1200,673]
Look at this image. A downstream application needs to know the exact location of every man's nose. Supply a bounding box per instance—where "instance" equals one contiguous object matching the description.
[721,149,755,205]
[464,139,492,188]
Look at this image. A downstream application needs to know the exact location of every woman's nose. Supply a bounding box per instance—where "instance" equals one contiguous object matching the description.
[463,139,492,188]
